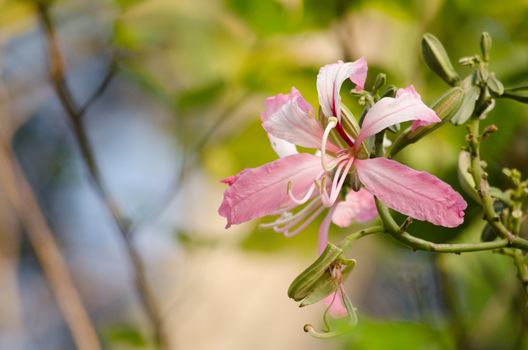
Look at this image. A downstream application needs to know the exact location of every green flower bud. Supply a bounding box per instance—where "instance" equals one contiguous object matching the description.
[421,33,460,86]
[300,258,355,307]
[288,243,344,302]
[487,73,504,96]
[480,32,492,62]
[477,65,489,83]
[288,244,356,307]
[451,74,480,125]
[432,86,465,121]
[371,73,386,94]
[389,87,464,157]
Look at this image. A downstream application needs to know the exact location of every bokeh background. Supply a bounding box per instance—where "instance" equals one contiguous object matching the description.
[1,0,528,349]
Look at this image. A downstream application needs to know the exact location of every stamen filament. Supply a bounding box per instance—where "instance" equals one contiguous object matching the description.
[275,201,323,233]
[287,170,325,205]
[321,157,354,207]
[321,117,339,171]
[259,198,320,229]
[280,205,326,237]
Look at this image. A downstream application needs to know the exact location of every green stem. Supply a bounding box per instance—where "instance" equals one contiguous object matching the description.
[339,226,385,252]
[467,118,515,241]
[375,199,528,253]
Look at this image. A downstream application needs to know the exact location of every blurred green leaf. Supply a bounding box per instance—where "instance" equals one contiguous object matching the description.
[103,324,147,348]
[113,0,146,10]
[341,316,454,350]
[175,80,226,111]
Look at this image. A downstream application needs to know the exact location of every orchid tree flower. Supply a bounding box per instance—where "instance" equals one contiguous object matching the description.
[219,58,467,317]
[219,59,377,240]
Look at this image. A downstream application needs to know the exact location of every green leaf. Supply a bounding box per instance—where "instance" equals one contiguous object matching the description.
[175,80,226,111]
[103,324,147,348]
[114,0,145,10]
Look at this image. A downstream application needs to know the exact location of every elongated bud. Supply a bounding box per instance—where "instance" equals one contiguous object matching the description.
[288,244,343,302]
[487,73,504,96]
[422,33,460,86]
[389,87,464,157]
[480,32,492,62]
[432,86,465,121]
[371,73,386,94]
[451,74,480,125]
[502,86,528,103]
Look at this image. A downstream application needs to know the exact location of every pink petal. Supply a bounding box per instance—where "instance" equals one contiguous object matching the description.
[317,206,335,254]
[267,133,297,158]
[317,58,368,121]
[323,290,348,318]
[261,88,329,150]
[219,153,322,228]
[356,85,440,145]
[331,188,377,227]
[355,157,467,228]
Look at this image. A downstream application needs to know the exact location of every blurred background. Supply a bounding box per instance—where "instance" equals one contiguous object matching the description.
[0,0,527,349]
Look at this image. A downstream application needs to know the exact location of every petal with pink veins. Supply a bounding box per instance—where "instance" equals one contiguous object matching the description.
[317,58,368,121]
[356,85,440,145]
[219,153,323,228]
[261,88,334,151]
[355,157,467,227]
[332,188,378,227]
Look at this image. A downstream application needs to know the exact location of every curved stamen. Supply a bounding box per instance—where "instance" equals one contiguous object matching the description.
[259,198,320,229]
[323,157,354,207]
[280,205,326,237]
[286,169,325,205]
[274,201,323,233]
[318,174,331,205]
[321,117,339,171]
[288,182,316,205]
[321,159,347,207]
[330,157,354,204]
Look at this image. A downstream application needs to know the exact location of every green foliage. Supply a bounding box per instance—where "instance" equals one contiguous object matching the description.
[102,324,148,348]
[341,317,454,350]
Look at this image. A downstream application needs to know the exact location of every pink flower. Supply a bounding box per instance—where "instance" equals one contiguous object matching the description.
[219,58,467,317]
[315,62,466,231]
[219,75,376,240]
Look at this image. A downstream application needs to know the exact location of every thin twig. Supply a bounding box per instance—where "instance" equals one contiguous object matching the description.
[0,135,102,350]
[78,61,117,116]
[34,2,169,349]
